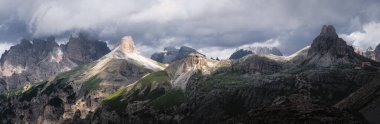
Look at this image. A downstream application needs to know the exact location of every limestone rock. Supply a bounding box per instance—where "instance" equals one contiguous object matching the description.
[119,36,135,53]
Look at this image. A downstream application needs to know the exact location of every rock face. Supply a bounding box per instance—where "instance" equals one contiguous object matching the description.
[229,46,282,59]
[166,53,223,89]
[375,43,380,61]
[151,46,200,64]
[118,36,135,53]
[64,33,110,64]
[232,54,283,75]
[0,34,110,93]
[305,25,363,67]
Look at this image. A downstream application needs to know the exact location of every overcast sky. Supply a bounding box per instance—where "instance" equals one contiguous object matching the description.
[1,0,380,58]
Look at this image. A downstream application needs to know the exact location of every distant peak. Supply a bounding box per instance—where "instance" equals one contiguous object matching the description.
[320,25,337,36]
[20,39,31,45]
[119,36,136,53]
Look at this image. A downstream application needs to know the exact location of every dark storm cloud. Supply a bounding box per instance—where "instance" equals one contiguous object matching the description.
[0,0,380,58]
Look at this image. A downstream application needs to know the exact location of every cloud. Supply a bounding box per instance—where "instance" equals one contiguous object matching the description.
[198,47,236,60]
[0,42,13,55]
[0,0,380,57]
[341,22,380,49]
[198,38,280,59]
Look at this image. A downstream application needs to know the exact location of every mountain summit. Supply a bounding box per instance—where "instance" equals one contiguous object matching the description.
[106,36,164,71]
[304,25,362,67]
[119,36,136,53]
[320,25,338,36]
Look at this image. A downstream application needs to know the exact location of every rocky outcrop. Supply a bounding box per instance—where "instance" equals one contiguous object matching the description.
[118,36,135,53]
[305,25,364,67]
[229,46,283,60]
[64,33,110,64]
[166,53,220,89]
[151,46,201,64]
[231,54,283,75]
[0,38,76,91]
[0,34,110,93]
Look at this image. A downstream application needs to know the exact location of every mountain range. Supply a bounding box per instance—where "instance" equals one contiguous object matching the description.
[0,33,110,94]
[354,45,380,62]
[0,25,380,124]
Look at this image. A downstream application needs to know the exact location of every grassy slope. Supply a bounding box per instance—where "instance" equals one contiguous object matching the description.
[81,75,102,92]
[41,65,87,95]
[199,71,253,91]
[102,71,182,111]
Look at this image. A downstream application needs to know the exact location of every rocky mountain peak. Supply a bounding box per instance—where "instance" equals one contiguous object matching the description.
[181,53,207,71]
[119,36,136,53]
[0,35,110,92]
[320,25,338,37]
[305,25,361,67]
[165,53,210,89]
[20,39,32,45]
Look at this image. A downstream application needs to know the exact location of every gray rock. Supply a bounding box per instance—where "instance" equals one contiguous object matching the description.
[64,33,110,64]
[305,25,364,67]
[0,34,110,93]
[150,46,200,64]
[229,46,283,60]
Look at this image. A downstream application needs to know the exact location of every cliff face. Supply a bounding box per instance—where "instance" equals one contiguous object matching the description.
[166,53,224,89]
[0,34,110,93]
[64,34,110,64]
[231,54,283,75]
[305,25,363,67]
